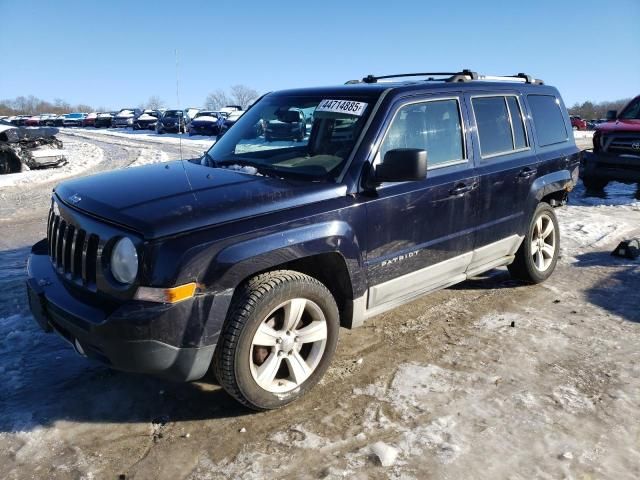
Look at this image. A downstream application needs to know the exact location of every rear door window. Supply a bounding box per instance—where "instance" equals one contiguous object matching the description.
[472,96,529,157]
[379,98,465,168]
[527,95,568,146]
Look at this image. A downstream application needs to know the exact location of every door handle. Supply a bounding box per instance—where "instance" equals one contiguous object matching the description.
[518,167,537,179]
[449,182,477,196]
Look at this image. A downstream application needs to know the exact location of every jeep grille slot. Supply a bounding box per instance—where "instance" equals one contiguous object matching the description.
[47,209,99,288]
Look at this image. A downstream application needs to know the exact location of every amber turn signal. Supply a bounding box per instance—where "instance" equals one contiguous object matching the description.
[134,282,197,304]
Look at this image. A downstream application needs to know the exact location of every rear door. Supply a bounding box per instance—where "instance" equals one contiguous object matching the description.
[363,94,479,311]
[465,92,537,272]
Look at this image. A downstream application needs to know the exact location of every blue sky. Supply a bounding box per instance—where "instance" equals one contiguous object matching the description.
[1,0,638,109]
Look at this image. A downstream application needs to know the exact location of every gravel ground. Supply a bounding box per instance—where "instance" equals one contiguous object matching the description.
[0,130,638,480]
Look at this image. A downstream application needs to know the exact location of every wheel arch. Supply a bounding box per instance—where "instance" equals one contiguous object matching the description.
[202,221,366,330]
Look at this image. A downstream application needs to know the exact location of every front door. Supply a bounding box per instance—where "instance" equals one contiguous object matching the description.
[363,94,479,312]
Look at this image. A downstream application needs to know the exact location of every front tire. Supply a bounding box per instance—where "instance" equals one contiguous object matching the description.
[508,202,560,284]
[213,271,339,410]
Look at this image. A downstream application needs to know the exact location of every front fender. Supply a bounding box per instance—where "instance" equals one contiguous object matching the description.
[204,220,365,295]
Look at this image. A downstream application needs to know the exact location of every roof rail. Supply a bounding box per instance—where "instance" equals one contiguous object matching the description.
[351,69,543,85]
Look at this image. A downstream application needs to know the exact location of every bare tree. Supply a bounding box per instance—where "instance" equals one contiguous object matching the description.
[230,85,259,109]
[145,95,166,110]
[204,89,232,110]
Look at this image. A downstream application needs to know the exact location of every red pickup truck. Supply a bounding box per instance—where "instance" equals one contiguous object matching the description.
[570,115,588,131]
[581,95,640,190]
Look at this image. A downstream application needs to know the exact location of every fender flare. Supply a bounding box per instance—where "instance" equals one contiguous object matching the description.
[204,220,366,295]
[530,169,573,202]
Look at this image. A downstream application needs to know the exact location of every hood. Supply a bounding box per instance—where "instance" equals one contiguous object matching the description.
[192,116,218,124]
[55,160,346,239]
[596,118,640,133]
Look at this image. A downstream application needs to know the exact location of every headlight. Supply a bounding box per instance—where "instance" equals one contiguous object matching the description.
[127,118,133,124]
[111,237,138,284]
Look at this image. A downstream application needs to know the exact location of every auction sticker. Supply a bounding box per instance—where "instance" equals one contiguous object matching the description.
[316,99,368,116]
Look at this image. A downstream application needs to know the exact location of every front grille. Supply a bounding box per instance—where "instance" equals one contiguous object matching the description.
[604,134,640,156]
[47,209,99,288]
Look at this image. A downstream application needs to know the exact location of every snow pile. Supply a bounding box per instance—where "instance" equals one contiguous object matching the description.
[0,140,103,188]
[136,113,156,121]
[573,130,594,140]
[128,146,168,167]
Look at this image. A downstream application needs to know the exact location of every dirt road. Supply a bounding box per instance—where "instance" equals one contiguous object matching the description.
[1,131,638,479]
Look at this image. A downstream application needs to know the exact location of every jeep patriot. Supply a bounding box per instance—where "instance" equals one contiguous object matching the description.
[27,70,580,409]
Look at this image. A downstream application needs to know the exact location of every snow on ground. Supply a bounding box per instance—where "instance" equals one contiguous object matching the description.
[573,130,595,140]
[62,127,215,149]
[0,140,103,188]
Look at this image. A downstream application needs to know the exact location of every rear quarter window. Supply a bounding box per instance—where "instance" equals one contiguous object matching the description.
[527,95,568,147]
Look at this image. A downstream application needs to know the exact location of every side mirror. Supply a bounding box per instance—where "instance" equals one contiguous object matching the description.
[606,110,617,121]
[374,148,427,183]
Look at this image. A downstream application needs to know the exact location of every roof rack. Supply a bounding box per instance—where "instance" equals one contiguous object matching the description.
[348,69,544,85]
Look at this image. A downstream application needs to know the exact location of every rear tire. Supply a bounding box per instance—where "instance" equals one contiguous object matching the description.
[213,271,339,410]
[508,202,559,284]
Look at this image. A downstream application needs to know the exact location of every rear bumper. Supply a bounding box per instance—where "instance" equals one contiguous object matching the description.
[581,150,640,182]
[26,240,216,381]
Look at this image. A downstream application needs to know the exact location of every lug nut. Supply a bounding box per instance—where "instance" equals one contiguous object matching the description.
[276,338,282,344]
[278,351,284,357]
[294,337,299,342]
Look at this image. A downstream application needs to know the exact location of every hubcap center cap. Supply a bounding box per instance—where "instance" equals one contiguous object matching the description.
[280,336,295,352]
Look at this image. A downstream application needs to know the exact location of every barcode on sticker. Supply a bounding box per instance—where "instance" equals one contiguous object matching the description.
[316,99,368,116]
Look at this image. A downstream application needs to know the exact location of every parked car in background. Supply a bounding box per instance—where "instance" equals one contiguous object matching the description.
[83,112,98,127]
[51,114,67,127]
[156,109,190,134]
[25,115,44,127]
[62,113,87,127]
[10,116,30,126]
[222,110,245,130]
[112,108,142,128]
[188,111,223,136]
[94,112,115,128]
[265,108,306,141]
[581,95,640,190]
[570,115,587,131]
[133,110,161,130]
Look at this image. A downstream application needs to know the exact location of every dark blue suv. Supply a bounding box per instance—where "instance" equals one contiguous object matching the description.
[26,70,580,410]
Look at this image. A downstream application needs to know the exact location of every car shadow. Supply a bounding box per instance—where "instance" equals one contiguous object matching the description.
[450,268,528,291]
[572,250,640,324]
[0,245,252,434]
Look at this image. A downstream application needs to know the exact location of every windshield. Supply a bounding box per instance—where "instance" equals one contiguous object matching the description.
[620,98,640,120]
[205,95,373,181]
[164,110,183,117]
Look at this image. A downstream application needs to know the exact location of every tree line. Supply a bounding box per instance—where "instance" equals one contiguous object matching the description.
[0,85,260,117]
[568,98,632,120]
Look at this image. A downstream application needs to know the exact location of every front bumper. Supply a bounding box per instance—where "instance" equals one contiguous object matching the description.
[160,123,181,132]
[26,240,216,382]
[581,150,640,182]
